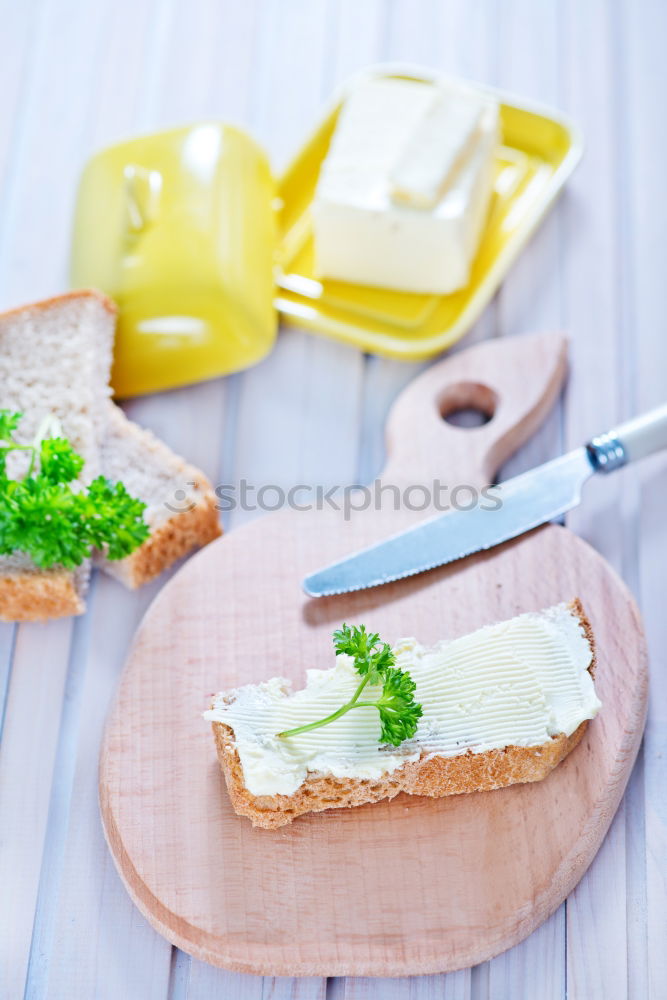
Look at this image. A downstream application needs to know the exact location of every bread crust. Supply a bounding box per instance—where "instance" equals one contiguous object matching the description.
[98,403,222,588]
[106,487,221,588]
[0,287,116,322]
[211,600,597,829]
[0,568,85,623]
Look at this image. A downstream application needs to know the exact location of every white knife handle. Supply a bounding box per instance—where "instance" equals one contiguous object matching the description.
[588,404,667,471]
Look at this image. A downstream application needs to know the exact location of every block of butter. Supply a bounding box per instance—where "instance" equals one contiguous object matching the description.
[311,76,499,295]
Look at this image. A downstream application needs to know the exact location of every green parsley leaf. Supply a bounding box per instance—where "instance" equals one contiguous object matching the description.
[39,437,85,485]
[278,623,423,748]
[375,666,423,745]
[84,476,150,559]
[0,410,21,442]
[0,411,150,570]
[0,409,23,477]
[333,622,394,684]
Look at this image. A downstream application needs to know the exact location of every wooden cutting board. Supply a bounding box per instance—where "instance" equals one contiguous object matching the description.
[99,333,648,977]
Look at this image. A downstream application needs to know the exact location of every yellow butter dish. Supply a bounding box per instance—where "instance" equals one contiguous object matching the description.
[71,124,277,397]
[70,65,582,396]
[275,63,583,360]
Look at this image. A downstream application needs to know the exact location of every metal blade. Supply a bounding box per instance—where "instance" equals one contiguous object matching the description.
[303,448,594,597]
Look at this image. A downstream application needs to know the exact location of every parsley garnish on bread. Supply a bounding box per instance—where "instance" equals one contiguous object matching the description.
[0,410,149,570]
[278,623,423,746]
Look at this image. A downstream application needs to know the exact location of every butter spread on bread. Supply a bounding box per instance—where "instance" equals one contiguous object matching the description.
[205,600,600,828]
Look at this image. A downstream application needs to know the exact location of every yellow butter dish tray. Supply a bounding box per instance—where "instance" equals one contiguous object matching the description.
[70,64,582,396]
[275,63,583,360]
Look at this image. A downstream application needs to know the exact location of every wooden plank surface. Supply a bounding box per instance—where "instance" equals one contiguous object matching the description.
[559,3,639,997]
[0,0,663,997]
[617,3,667,999]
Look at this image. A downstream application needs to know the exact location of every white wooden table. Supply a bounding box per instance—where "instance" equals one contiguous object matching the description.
[1,1,665,997]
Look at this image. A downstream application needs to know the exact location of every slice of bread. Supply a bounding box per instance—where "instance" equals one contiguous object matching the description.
[0,289,220,617]
[0,291,115,622]
[97,403,221,588]
[209,600,597,829]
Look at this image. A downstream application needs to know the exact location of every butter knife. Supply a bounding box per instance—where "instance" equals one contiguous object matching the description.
[303,404,667,597]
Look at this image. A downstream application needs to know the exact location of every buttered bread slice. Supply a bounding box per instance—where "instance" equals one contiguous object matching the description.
[206,600,600,829]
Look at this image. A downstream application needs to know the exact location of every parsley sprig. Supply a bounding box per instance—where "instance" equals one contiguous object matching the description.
[0,409,150,570]
[278,624,423,747]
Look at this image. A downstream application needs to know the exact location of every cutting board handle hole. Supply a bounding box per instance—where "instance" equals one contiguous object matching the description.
[439,381,497,428]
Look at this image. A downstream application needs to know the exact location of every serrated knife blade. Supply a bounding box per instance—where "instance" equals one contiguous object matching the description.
[303,403,667,598]
[303,449,594,597]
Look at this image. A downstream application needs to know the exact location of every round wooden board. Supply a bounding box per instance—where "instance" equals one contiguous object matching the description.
[100,334,648,976]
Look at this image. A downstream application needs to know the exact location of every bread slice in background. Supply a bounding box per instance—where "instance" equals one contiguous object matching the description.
[97,403,221,588]
[0,291,115,622]
[210,600,597,829]
[0,288,221,618]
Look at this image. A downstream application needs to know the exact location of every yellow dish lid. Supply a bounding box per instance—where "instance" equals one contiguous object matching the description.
[71,122,278,398]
